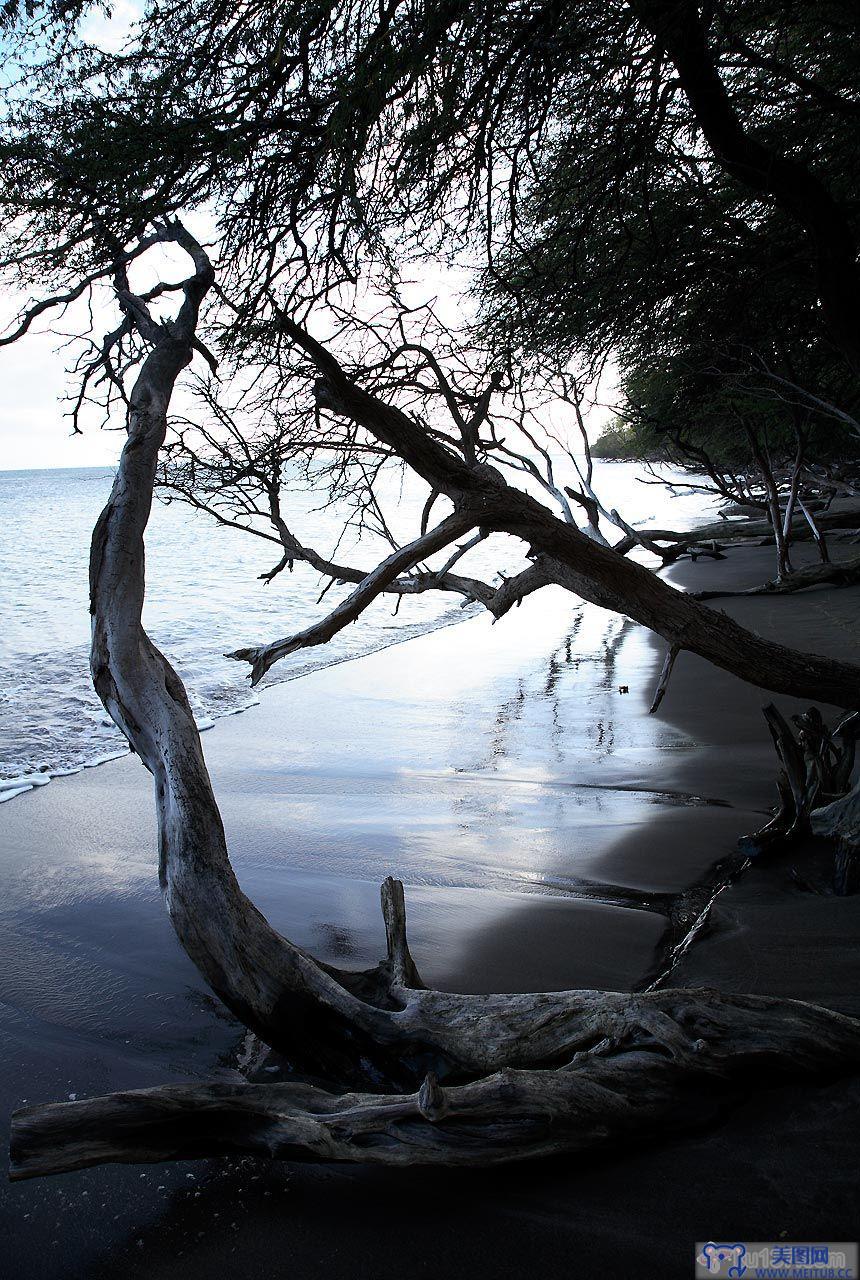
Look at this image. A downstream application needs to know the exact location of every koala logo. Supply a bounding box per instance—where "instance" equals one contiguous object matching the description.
[697,1243,748,1277]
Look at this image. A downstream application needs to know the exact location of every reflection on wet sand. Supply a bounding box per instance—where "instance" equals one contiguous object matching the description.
[407,603,756,992]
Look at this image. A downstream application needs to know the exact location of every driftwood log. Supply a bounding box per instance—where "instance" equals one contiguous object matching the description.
[611,509,860,561]
[11,971,860,1180]
[11,229,860,1181]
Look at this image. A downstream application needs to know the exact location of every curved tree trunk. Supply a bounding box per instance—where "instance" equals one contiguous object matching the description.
[86,261,431,1087]
[11,235,860,1182]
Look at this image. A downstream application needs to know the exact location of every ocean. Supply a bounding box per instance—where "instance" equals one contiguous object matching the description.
[0,461,718,800]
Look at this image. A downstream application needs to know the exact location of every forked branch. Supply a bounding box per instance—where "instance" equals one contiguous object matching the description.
[228,510,476,685]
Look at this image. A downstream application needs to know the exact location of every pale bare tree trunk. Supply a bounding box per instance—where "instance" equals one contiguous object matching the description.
[10,235,860,1183]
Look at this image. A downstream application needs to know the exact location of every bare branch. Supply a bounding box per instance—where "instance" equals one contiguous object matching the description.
[228,511,476,684]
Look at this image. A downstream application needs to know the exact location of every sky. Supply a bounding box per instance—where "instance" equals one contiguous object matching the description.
[0,303,610,472]
[0,331,126,472]
[0,234,204,472]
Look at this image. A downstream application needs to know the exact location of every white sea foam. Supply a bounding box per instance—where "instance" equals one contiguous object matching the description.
[0,785,33,803]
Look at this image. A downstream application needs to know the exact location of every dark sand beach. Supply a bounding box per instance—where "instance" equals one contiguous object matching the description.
[1,543,858,1279]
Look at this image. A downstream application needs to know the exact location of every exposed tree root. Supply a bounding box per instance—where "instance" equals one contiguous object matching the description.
[11,960,860,1180]
[741,705,860,855]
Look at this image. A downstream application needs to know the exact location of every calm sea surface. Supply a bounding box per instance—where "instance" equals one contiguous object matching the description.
[0,461,716,799]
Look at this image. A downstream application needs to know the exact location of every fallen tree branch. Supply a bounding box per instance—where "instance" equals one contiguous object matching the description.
[649,645,679,714]
[693,556,860,602]
[259,314,860,710]
[611,507,860,557]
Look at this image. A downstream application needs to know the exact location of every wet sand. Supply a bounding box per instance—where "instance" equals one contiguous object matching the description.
[1,546,858,1278]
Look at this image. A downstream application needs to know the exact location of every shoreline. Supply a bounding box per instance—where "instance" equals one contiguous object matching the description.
[0,604,480,806]
[650,543,860,1017]
[1,588,682,995]
[4,538,857,1008]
